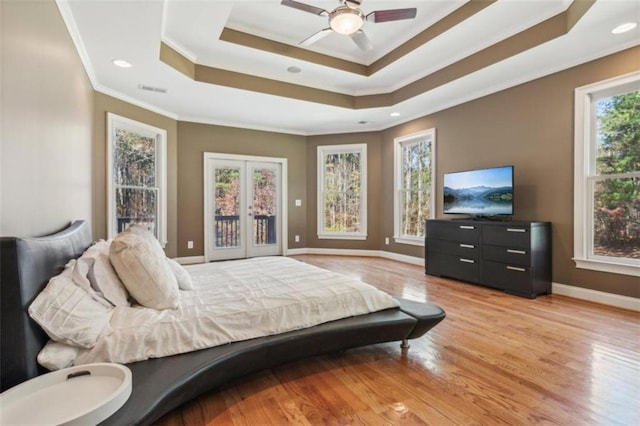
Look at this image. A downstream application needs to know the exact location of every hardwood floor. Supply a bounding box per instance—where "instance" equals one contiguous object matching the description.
[156,255,640,425]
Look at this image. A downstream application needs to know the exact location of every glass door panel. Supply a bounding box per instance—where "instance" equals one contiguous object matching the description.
[215,167,241,248]
[211,160,245,261]
[205,156,283,262]
[248,162,281,257]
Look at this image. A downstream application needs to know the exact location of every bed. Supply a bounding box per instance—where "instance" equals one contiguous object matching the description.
[0,220,445,425]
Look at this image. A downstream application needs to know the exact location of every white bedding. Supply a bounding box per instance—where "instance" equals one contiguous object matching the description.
[70,256,399,365]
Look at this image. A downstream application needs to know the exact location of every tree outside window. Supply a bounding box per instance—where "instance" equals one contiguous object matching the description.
[574,72,639,277]
[592,91,640,260]
[107,113,167,245]
[394,129,436,246]
[317,144,367,240]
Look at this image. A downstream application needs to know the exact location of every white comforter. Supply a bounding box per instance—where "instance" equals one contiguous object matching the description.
[72,256,399,365]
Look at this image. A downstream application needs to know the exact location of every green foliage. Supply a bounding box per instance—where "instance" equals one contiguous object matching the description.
[214,167,277,216]
[593,90,640,257]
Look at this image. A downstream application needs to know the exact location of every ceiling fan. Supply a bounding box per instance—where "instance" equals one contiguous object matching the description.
[281,0,417,51]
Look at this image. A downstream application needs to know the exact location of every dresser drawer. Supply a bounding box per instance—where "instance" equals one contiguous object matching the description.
[427,221,479,244]
[427,251,479,283]
[428,238,478,258]
[481,260,531,294]
[483,225,531,248]
[483,244,530,266]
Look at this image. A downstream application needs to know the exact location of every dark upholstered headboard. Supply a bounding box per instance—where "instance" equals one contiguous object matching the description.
[0,221,92,391]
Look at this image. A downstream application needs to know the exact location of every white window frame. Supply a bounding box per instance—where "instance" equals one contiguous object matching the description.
[107,113,168,246]
[393,129,436,246]
[573,71,640,277]
[317,143,367,240]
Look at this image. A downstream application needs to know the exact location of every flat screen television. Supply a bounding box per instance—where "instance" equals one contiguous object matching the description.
[443,165,514,216]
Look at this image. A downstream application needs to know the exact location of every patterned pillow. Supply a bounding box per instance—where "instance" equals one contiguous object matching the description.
[29,265,113,348]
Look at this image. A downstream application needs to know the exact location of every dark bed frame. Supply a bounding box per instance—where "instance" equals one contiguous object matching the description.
[0,221,445,425]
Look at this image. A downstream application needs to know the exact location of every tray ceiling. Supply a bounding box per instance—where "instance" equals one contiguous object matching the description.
[57,0,640,135]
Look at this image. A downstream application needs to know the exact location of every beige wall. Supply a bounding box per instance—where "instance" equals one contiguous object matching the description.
[3,0,636,298]
[378,46,640,298]
[305,132,383,250]
[93,93,179,257]
[0,0,94,237]
[176,122,307,258]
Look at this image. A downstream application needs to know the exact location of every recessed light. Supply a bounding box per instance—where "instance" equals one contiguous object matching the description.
[390,112,401,117]
[287,66,301,74]
[612,22,637,34]
[112,59,132,68]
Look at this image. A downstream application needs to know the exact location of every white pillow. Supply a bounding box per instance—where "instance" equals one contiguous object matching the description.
[109,226,179,310]
[29,266,113,348]
[167,258,194,290]
[37,340,80,371]
[84,240,130,307]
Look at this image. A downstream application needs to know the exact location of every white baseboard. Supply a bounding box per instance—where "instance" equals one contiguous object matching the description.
[285,248,424,266]
[175,255,205,265]
[177,250,637,312]
[380,250,424,266]
[552,282,639,312]
[286,247,380,257]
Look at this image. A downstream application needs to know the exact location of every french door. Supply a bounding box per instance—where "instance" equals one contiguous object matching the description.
[204,154,286,261]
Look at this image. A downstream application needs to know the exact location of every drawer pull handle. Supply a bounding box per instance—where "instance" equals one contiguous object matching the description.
[506,266,526,272]
[507,249,526,255]
[460,258,475,264]
[459,244,475,249]
[507,228,527,233]
[459,225,475,230]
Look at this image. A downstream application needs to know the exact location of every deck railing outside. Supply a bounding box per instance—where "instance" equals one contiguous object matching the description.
[215,215,276,248]
[117,216,276,248]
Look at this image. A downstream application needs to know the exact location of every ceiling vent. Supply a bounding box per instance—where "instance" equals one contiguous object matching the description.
[138,84,167,94]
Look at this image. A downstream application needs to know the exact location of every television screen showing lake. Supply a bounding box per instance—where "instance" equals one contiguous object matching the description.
[443,166,514,215]
[444,199,513,215]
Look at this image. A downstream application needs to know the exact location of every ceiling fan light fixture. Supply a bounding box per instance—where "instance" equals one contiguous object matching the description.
[329,7,364,35]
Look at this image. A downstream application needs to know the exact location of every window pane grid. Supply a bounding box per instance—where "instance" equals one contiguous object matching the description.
[399,189,430,237]
[113,129,157,187]
[400,141,432,191]
[318,145,366,238]
[395,133,434,242]
[108,114,166,243]
[586,88,640,264]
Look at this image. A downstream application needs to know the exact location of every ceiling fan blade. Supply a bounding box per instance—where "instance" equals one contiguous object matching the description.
[345,0,363,6]
[350,30,373,51]
[281,0,328,16]
[301,28,333,46]
[366,8,417,23]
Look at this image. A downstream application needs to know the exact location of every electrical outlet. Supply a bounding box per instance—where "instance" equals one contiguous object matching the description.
[295,199,302,207]
[295,235,300,243]
[187,241,194,249]
[385,237,389,245]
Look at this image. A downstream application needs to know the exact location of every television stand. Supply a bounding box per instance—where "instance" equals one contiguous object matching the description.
[425,219,551,298]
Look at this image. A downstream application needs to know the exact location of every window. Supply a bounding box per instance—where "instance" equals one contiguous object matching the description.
[574,72,640,277]
[394,129,436,246]
[317,144,367,240]
[107,113,167,245]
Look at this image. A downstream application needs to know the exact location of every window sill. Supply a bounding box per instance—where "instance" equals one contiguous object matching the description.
[573,257,640,277]
[393,236,424,247]
[317,234,367,241]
